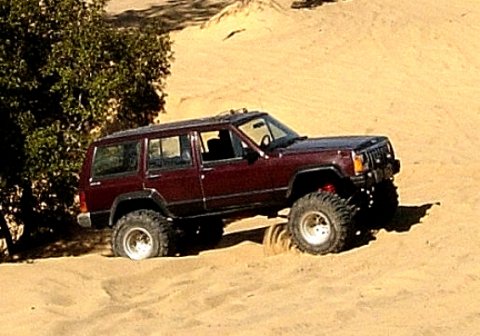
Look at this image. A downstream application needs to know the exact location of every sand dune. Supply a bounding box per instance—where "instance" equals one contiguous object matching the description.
[1,0,480,335]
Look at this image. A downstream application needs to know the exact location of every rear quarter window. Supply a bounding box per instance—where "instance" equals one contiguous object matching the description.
[92,141,140,178]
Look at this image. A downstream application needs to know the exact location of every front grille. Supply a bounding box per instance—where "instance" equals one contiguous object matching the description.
[364,143,391,170]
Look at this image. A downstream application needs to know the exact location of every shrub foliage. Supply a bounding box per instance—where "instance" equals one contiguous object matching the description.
[0,0,172,254]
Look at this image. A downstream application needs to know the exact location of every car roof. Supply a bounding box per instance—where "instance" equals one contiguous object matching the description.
[97,110,267,143]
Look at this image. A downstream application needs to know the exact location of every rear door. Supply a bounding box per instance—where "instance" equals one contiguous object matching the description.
[143,132,204,216]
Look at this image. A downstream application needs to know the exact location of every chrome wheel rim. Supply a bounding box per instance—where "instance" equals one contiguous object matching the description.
[299,210,332,245]
[123,227,153,260]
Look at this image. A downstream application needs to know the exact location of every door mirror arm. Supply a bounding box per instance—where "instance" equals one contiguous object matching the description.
[244,149,260,164]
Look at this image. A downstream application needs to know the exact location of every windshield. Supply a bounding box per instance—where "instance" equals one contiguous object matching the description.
[237,115,302,150]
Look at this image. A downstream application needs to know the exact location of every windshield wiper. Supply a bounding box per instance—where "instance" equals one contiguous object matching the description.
[270,136,307,149]
[285,136,307,146]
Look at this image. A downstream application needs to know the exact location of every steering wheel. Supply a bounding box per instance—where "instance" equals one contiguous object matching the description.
[260,134,272,148]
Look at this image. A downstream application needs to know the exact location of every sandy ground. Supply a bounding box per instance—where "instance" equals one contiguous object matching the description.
[1,0,480,335]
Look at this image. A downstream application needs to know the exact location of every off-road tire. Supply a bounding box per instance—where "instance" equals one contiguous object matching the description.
[112,210,175,260]
[176,217,224,251]
[288,191,354,255]
[369,179,399,226]
[197,217,224,248]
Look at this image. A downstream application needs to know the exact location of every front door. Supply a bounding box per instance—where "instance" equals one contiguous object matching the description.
[197,128,275,211]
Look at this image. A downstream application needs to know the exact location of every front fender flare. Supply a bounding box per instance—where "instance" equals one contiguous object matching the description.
[286,165,345,199]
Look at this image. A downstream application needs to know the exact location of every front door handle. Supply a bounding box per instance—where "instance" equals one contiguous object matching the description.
[90,181,101,187]
[202,167,214,172]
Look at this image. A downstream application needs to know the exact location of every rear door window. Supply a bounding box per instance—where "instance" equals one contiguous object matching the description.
[92,141,140,179]
[147,134,192,171]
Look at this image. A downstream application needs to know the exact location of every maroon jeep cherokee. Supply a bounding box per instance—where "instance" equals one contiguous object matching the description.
[77,110,400,259]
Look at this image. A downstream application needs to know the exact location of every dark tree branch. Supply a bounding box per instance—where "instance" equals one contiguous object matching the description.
[0,213,14,257]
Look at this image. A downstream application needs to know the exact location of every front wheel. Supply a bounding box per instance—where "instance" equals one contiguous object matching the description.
[112,210,175,260]
[288,192,354,255]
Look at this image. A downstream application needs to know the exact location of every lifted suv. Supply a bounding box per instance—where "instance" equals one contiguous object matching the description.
[77,109,400,259]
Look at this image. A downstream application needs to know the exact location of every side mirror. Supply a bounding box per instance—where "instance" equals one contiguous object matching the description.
[244,148,260,164]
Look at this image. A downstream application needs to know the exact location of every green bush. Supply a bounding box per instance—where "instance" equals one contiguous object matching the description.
[0,0,172,253]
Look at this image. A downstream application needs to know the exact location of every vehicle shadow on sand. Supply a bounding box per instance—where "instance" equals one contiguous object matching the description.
[108,0,236,31]
[290,0,340,9]
[3,203,438,262]
[349,203,439,250]
[3,228,113,263]
[184,202,439,256]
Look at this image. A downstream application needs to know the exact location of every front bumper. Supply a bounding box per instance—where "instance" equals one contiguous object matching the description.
[77,212,92,228]
[351,159,400,187]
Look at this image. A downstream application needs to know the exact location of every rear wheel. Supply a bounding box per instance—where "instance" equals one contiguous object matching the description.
[176,217,224,251]
[288,191,354,255]
[197,217,224,248]
[112,210,175,260]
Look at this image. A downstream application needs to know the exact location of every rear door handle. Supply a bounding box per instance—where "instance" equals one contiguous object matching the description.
[202,167,214,172]
[90,181,101,187]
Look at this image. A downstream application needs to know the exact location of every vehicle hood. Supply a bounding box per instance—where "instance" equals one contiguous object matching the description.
[282,136,388,153]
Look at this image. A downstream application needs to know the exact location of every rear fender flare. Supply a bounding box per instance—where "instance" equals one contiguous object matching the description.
[109,189,171,227]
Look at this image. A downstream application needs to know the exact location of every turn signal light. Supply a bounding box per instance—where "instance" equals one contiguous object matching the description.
[353,153,366,175]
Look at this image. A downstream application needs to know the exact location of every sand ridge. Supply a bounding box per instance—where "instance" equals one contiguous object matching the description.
[1,0,480,335]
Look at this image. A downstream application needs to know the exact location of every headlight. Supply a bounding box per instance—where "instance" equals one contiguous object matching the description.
[386,141,394,158]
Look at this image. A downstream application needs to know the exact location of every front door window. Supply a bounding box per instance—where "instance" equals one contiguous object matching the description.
[199,129,245,163]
